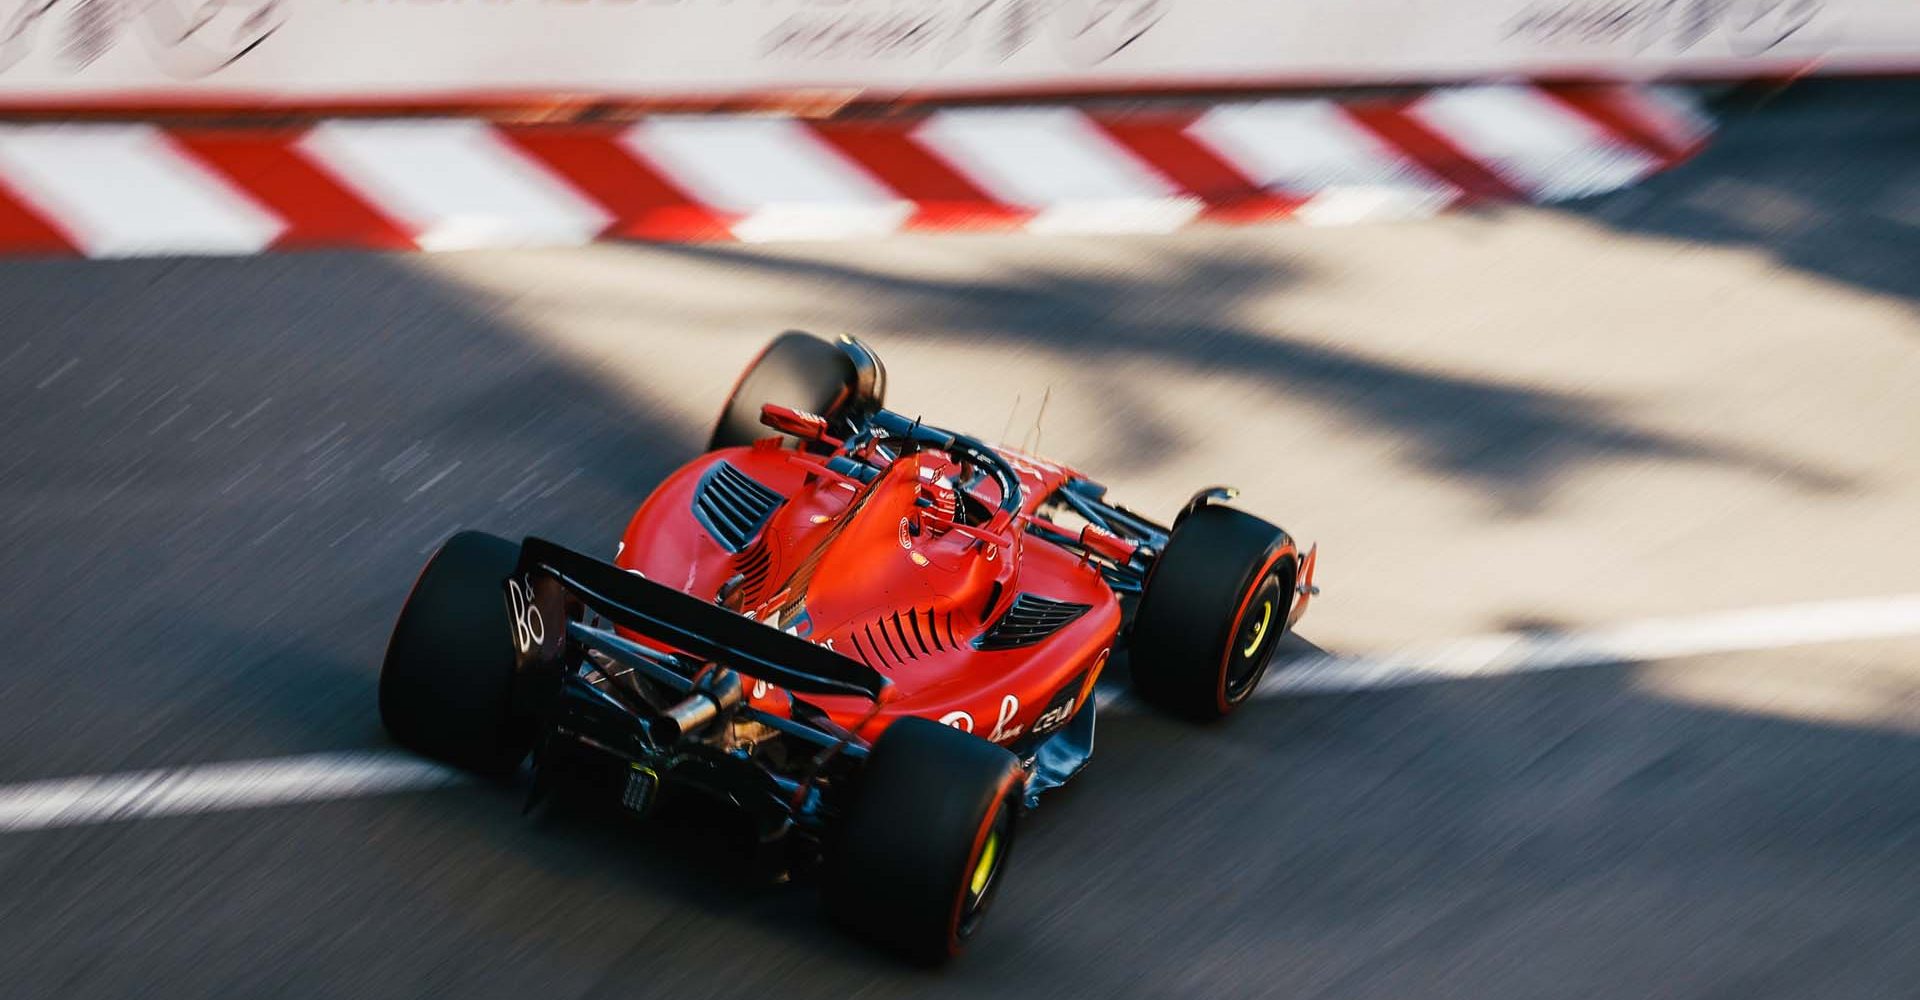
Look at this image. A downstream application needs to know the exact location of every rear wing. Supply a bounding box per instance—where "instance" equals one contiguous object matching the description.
[514,537,888,701]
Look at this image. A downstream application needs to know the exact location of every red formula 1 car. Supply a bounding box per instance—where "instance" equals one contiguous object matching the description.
[379,332,1318,962]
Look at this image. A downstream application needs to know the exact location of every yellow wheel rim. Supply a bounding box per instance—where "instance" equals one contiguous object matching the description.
[1242,599,1273,657]
[971,829,1001,897]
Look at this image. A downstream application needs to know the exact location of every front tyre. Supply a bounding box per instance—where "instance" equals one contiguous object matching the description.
[710,331,860,451]
[1130,504,1295,721]
[824,718,1023,964]
[379,531,534,776]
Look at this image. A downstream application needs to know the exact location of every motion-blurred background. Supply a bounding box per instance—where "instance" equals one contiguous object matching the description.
[2,3,1919,998]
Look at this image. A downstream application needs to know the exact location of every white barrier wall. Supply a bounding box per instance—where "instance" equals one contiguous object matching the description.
[0,0,1916,103]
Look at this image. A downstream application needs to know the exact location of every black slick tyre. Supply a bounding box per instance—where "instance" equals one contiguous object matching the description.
[824,717,1023,964]
[379,530,534,776]
[709,331,859,451]
[1129,503,1295,721]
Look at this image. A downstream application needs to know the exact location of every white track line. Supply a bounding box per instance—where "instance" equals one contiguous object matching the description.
[0,751,463,835]
[1092,591,1920,709]
[7,593,1920,835]
[1266,592,1920,696]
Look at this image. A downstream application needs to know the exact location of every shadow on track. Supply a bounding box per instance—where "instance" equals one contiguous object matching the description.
[638,241,1849,514]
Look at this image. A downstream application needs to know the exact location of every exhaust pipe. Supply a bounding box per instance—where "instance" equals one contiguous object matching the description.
[659,667,744,742]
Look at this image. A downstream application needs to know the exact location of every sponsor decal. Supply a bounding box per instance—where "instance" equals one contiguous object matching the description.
[1504,0,1821,54]
[1031,695,1075,736]
[987,693,1022,742]
[941,693,1024,740]
[505,576,546,655]
[760,1,1169,69]
[0,0,286,77]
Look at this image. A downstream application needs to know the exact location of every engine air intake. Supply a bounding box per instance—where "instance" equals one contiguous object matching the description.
[975,594,1091,650]
[692,462,784,552]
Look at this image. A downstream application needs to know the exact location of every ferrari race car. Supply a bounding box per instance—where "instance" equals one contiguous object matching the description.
[379,332,1318,962]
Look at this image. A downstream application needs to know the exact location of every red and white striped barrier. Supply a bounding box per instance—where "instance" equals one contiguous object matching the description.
[0,85,1708,258]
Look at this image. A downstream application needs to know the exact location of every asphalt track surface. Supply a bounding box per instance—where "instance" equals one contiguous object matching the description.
[2,81,1918,998]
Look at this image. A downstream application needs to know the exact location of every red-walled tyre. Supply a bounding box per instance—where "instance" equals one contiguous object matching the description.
[379,531,534,776]
[823,718,1024,964]
[710,332,860,451]
[1130,504,1295,721]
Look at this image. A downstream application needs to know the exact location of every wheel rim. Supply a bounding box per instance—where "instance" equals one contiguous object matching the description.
[957,804,1011,940]
[1223,571,1284,703]
[971,829,1001,897]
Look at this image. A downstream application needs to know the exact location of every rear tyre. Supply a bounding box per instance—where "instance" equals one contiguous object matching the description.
[379,530,534,776]
[1130,504,1294,721]
[709,331,859,451]
[824,718,1023,964]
